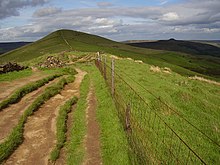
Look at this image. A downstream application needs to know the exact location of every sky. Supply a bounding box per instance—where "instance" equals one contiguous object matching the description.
[0,0,220,42]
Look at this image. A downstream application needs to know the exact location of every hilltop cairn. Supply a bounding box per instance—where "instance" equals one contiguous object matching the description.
[38,56,65,68]
[0,62,27,74]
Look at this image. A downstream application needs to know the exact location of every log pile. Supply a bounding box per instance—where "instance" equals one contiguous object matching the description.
[38,56,65,68]
[0,62,27,74]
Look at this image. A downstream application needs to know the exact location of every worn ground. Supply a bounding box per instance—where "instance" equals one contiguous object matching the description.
[0,77,61,143]
[0,71,49,102]
[54,68,87,165]
[4,69,86,165]
[83,85,102,165]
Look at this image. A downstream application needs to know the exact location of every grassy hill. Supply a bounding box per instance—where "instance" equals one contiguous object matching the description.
[0,30,219,164]
[0,29,219,80]
[127,39,220,57]
[0,42,31,55]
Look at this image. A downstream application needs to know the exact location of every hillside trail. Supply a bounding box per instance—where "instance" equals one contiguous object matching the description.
[83,85,102,165]
[4,68,87,165]
[0,71,49,102]
[0,77,62,143]
[53,68,88,165]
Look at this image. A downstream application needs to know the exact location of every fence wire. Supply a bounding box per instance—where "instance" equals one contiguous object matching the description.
[94,56,213,165]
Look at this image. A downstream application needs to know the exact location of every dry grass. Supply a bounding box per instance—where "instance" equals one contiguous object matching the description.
[126,58,133,61]
[189,75,220,86]
[150,65,161,73]
[110,55,122,60]
[150,65,172,74]
[134,60,143,64]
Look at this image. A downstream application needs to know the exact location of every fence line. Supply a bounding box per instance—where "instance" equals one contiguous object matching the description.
[94,55,215,164]
[112,64,220,149]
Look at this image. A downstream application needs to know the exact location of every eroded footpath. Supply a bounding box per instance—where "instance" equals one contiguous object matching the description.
[4,69,86,165]
[0,77,62,143]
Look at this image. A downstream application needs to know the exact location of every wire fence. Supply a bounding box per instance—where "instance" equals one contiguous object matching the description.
[94,54,220,165]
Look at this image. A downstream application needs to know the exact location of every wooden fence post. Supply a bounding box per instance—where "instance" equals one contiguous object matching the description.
[97,52,100,63]
[111,58,115,96]
[126,103,131,132]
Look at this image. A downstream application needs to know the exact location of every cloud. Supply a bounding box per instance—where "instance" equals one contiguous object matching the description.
[161,12,179,21]
[159,0,168,5]
[33,7,62,17]
[97,2,113,8]
[0,0,49,19]
[0,0,220,41]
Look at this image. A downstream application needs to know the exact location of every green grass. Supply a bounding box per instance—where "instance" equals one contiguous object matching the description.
[0,69,32,82]
[0,29,219,80]
[101,55,220,164]
[67,74,90,165]
[79,64,130,165]
[0,66,77,111]
[0,74,62,111]
[0,75,75,164]
[50,96,78,162]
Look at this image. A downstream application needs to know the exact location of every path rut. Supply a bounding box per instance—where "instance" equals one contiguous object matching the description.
[0,77,61,143]
[83,85,102,165]
[4,69,86,165]
[0,71,49,102]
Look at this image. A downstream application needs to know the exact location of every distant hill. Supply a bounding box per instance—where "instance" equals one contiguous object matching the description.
[0,42,31,55]
[0,29,219,80]
[127,39,220,57]
[192,40,220,48]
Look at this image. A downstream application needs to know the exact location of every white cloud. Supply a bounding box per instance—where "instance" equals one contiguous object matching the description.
[162,12,179,21]
[160,0,168,5]
[0,0,220,41]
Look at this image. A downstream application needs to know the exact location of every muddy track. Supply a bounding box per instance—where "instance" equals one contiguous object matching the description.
[0,72,49,102]
[4,69,86,165]
[0,77,62,143]
[54,68,87,164]
[83,85,102,165]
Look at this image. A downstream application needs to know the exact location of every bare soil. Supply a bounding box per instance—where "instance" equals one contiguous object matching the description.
[0,77,61,143]
[83,86,102,165]
[4,69,86,165]
[54,68,87,165]
[54,104,76,165]
[0,71,49,102]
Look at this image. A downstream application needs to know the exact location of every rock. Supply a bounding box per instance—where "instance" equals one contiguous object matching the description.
[38,56,65,68]
[0,62,27,74]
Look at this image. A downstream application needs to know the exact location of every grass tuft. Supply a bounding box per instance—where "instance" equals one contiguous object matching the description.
[83,64,130,165]
[0,75,75,163]
[67,74,89,165]
[50,96,78,162]
[0,69,32,82]
[0,74,62,111]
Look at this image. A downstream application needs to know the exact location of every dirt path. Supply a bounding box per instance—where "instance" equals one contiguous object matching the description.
[0,71,49,102]
[83,86,102,165]
[0,77,61,143]
[54,68,87,165]
[54,104,76,165]
[4,69,86,165]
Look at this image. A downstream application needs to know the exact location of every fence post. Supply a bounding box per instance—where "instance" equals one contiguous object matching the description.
[126,103,131,132]
[104,56,107,80]
[111,58,115,96]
